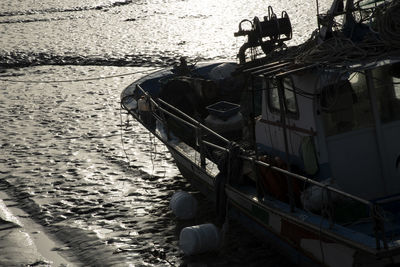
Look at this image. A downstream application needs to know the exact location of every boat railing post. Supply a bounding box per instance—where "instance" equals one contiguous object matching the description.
[325,188,334,229]
[158,98,230,145]
[196,123,206,169]
[158,101,170,140]
[276,77,296,212]
[372,204,381,250]
[371,204,389,250]
[253,157,267,200]
[287,176,295,212]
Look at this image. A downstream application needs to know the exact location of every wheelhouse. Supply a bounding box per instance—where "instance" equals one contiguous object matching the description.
[254,59,400,200]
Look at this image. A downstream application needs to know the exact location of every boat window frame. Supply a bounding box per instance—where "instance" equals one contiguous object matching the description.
[320,71,375,136]
[266,76,299,119]
[370,63,400,124]
[250,75,265,117]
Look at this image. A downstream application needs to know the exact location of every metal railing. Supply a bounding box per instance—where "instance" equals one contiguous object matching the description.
[122,83,400,253]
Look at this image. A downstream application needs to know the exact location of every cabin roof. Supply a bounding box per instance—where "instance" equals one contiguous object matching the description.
[239,53,400,79]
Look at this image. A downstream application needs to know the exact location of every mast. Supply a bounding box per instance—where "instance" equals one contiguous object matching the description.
[318,0,344,41]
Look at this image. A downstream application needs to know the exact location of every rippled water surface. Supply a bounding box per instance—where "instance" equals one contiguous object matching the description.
[1,0,332,266]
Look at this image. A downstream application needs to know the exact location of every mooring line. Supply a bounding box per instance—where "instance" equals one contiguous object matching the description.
[0,68,158,83]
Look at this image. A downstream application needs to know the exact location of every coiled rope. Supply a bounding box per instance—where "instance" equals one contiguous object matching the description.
[294,0,400,66]
[375,0,400,48]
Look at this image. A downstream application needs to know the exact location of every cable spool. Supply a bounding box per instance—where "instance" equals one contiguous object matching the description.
[254,6,292,42]
[179,223,221,255]
[234,6,292,63]
[169,191,197,220]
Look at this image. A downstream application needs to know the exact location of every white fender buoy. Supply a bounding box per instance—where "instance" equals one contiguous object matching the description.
[169,191,197,220]
[179,223,221,255]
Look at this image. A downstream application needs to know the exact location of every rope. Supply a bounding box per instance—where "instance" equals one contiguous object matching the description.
[0,68,158,83]
[375,1,400,48]
[150,245,176,267]
[292,0,400,67]
[119,108,131,164]
[149,129,156,178]
[295,34,387,65]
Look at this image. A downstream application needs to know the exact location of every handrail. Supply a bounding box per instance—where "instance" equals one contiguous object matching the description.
[158,104,197,129]
[157,98,231,145]
[246,155,372,206]
[130,84,372,206]
[203,141,371,206]
[122,83,396,250]
[134,84,230,144]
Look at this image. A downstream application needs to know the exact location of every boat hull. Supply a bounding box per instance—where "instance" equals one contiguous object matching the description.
[121,59,400,266]
[165,143,388,267]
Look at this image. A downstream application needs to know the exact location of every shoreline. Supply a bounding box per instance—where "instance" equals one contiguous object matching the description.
[0,190,79,267]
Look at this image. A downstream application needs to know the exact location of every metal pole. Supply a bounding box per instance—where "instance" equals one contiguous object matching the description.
[158,98,230,144]
[365,69,389,195]
[276,77,295,212]
[130,84,373,206]
[250,75,257,154]
[198,125,206,169]
[316,0,320,32]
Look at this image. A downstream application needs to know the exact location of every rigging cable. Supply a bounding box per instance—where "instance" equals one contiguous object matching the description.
[294,0,400,67]
[0,68,159,83]
[119,108,131,164]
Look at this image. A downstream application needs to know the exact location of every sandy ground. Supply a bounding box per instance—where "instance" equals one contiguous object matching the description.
[0,191,79,267]
[0,65,292,266]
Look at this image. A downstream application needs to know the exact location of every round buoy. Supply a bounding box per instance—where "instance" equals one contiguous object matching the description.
[169,191,197,220]
[179,223,221,255]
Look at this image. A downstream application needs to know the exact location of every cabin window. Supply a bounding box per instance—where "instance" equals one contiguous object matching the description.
[267,77,298,117]
[268,79,280,111]
[283,77,298,114]
[252,76,264,117]
[371,64,400,123]
[240,76,263,119]
[321,72,374,136]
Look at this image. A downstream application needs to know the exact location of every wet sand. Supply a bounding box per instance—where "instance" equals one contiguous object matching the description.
[0,65,200,266]
[0,0,332,265]
[0,65,183,266]
[0,65,294,266]
[0,190,78,266]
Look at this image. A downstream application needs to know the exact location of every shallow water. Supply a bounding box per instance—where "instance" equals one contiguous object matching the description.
[0,0,332,68]
[1,0,332,266]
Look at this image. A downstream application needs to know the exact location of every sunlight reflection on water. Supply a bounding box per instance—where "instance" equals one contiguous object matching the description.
[0,0,332,67]
[0,0,334,265]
